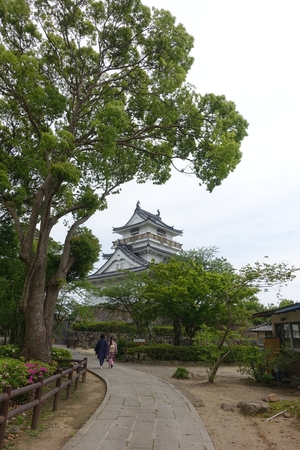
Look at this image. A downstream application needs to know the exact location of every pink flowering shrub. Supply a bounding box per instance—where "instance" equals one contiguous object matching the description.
[25,362,51,384]
[0,359,56,395]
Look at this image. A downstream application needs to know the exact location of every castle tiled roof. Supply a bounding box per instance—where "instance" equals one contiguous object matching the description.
[116,243,150,267]
[89,243,149,280]
[113,201,183,235]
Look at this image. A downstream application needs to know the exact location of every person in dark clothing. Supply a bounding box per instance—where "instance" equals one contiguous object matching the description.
[94,334,108,369]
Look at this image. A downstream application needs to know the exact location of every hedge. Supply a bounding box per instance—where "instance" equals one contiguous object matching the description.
[72,321,138,334]
[126,344,202,361]
[125,343,257,363]
[72,322,182,337]
[152,326,176,336]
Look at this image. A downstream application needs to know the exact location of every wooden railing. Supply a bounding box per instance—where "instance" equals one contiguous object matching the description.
[113,232,182,249]
[0,357,88,450]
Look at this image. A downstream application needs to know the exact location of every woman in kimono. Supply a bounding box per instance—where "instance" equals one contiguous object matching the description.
[107,336,117,368]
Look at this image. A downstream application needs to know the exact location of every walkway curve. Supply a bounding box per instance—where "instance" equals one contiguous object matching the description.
[61,348,215,450]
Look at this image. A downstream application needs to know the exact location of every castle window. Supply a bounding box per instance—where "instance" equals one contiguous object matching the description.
[130,227,139,235]
[157,228,166,236]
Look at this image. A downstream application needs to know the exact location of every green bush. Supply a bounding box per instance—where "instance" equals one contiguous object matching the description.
[0,358,56,394]
[152,326,174,336]
[51,347,72,360]
[151,325,187,337]
[193,342,259,365]
[221,344,258,363]
[0,345,72,362]
[173,367,189,379]
[0,359,29,391]
[126,344,202,361]
[124,341,138,349]
[114,336,128,358]
[125,343,261,364]
[237,346,276,383]
[260,373,274,385]
[0,344,20,359]
[273,350,300,376]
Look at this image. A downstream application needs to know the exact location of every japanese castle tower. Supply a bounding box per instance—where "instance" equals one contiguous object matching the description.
[89,202,183,292]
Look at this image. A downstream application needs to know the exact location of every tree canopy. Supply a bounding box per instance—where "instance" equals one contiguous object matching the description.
[109,248,298,382]
[144,249,260,344]
[99,271,156,338]
[0,0,248,362]
[173,247,235,273]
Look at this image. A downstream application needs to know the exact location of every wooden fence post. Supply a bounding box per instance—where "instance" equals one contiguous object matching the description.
[31,376,44,430]
[82,358,88,383]
[0,385,12,450]
[66,366,74,399]
[53,368,63,411]
[75,364,80,391]
[0,356,87,449]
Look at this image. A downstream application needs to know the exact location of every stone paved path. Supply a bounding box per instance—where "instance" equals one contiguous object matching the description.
[61,348,215,450]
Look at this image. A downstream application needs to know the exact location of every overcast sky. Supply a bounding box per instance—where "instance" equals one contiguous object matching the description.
[54,0,300,305]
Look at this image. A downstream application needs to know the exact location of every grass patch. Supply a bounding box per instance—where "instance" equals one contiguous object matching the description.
[263,398,300,423]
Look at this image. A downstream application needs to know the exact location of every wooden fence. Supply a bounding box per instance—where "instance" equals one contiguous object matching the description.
[0,357,88,450]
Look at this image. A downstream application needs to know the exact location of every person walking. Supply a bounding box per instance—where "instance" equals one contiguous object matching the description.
[94,334,108,369]
[107,336,117,368]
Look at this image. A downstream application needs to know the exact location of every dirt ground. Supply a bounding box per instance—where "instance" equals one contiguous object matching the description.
[4,357,300,450]
[128,362,300,450]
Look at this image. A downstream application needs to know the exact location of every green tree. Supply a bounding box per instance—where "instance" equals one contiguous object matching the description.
[99,271,156,338]
[202,260,299,383]
[54,279,100,325]
[0,220,99,347]
[144,254,258,345]
[174,247,235,274]
[0,0,248,362]
[144,250,298,382]
[54,281,96,341]
[278,299,295,308]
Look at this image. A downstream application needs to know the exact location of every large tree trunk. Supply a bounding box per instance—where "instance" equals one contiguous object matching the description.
[173,319,182,346]
[22,262,52,362]
[20,220,88,362]
[10,174,91,363]
[22,262,61,362]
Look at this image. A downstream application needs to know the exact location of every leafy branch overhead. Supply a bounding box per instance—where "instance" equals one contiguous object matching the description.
[0,0,248,211]
[0,0,248,362]
[233,261,299,299]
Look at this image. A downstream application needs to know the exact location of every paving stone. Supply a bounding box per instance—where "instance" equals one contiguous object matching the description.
[60,348,216,450]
